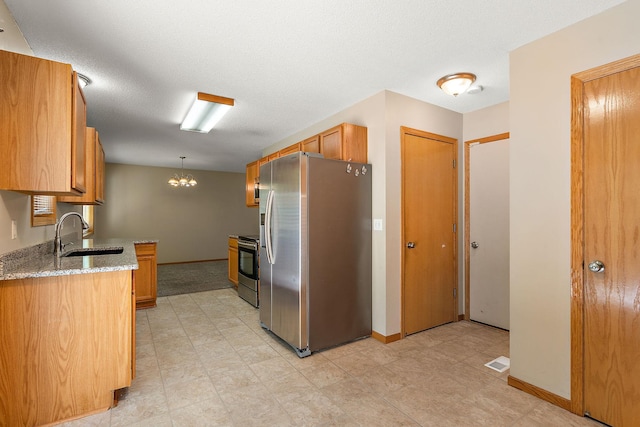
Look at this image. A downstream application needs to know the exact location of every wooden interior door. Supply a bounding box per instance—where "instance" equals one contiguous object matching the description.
[468,137,510,330]
[581,61,640,426]
[402,127,457,335]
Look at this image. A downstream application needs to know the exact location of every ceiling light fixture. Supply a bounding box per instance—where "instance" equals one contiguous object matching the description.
[77,73,92,88]
[168,156,197,188]
[180,92,234,133]
[437,72,476,96]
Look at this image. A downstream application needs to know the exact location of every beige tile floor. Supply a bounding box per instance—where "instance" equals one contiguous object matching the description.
[62,288,602,427]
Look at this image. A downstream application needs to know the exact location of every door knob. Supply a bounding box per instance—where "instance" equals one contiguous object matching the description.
[471,241,479,249]
[588,260,605,273]
[407,242,415,249]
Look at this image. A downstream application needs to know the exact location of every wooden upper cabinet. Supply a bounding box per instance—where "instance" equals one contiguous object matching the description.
[244,123,367,205]
[267,152,280,162]
[0,50,87,195]
[71,71,87,194]
[301,135,320,153]
[59,127,105,205]
[319,123,367,163]
[246,160,259,207]
[278,142,301,157]
[95,134,105,203]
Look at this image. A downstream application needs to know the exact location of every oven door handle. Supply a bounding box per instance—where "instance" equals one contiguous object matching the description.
[238,240,258,251]
[265,190,275,265]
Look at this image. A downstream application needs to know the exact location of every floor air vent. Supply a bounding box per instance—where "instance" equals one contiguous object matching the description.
[484,356,510,373]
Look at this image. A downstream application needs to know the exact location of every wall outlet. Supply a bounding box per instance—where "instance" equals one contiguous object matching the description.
[373,219,383,231]
[11,220,17,239]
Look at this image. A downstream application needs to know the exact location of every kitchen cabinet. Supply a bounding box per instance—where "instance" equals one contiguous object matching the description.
[134,242,157,309]
[245,160,259,207]
[0,50,87,195]
[228,236,239,288]
[301,135,320,153]
[319,123,368,163]
[0,270,132,426]
[279,142,301,157]
[58,127,105,205]
[244,124,367,206]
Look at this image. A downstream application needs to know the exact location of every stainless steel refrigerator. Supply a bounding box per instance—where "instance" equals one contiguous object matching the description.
[259,152,372,357]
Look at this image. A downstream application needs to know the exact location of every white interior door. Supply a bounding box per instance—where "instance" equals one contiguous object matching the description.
[469,138,509,329]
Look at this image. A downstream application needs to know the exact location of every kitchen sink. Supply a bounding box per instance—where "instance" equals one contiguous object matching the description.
[62,247,124,257]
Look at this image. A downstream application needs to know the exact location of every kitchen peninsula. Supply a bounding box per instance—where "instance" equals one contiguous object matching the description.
[0,239,142,426]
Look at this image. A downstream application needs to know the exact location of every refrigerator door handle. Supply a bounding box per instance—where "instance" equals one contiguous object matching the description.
[265,190,275,264]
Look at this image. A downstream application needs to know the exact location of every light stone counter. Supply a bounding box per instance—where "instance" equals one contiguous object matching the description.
[0,238,155,280]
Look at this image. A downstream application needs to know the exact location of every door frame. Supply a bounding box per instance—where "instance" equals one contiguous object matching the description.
[463,133,510,321]
[400,126,458,337]
[570,54,640,416]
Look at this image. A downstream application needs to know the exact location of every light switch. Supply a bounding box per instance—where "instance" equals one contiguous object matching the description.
[373,219,383,231]
[11,220,17,239]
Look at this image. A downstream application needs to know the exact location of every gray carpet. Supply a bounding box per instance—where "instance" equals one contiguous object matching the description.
[157,260,233,297]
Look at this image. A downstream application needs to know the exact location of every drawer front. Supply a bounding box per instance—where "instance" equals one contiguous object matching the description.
[134,243,156,257]
[228,237,238,248]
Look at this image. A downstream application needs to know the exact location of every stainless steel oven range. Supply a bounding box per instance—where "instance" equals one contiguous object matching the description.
[237,235,259,307]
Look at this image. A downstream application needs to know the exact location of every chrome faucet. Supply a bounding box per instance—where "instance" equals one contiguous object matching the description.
[54,212,89,256]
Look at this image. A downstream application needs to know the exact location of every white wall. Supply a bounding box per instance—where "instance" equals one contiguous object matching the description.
[509,0,640,399]
[265,90,462,336]
[95,163,258,264]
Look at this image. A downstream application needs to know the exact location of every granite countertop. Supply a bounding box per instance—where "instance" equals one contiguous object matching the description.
[0,238,155,281]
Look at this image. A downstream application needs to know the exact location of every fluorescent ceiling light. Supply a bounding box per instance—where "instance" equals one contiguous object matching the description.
[180,92,234,133]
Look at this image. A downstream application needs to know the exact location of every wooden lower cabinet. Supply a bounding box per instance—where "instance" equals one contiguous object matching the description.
[228,237,239,287]
[134,242,157,309]
[0,270,132,426]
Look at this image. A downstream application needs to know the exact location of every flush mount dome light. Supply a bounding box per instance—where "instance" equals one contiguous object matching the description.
[437,72,477,96]
[77,73,92,88]
[180,92,234,133]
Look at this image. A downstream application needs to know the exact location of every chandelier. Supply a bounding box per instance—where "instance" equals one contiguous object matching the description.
[168,156,197,187]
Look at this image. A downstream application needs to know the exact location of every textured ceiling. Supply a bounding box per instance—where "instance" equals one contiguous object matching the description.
[1,0,626,172]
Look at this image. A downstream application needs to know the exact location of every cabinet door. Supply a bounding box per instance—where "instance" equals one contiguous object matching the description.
[319,126,342,160]
[301,135,320,153]
[59,127,101,205]
[279,143,300,157]
[228,237,239,287]
[95,134,105,204]
[341,123,368,163]
[134,243,157,309]
[0,50,84,194]
[268,152,280,162]
[245,161,259,207]
[71,71,87,194]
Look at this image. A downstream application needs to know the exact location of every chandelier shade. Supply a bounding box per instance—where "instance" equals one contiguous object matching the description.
[168,156,197,188]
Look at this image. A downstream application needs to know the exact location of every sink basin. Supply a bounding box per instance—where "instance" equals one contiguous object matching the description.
[62,247,124,257]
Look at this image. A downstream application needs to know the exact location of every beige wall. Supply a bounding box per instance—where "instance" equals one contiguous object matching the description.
[264,90,462,336]
[509,0,640,399]
[95,163,258,264]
